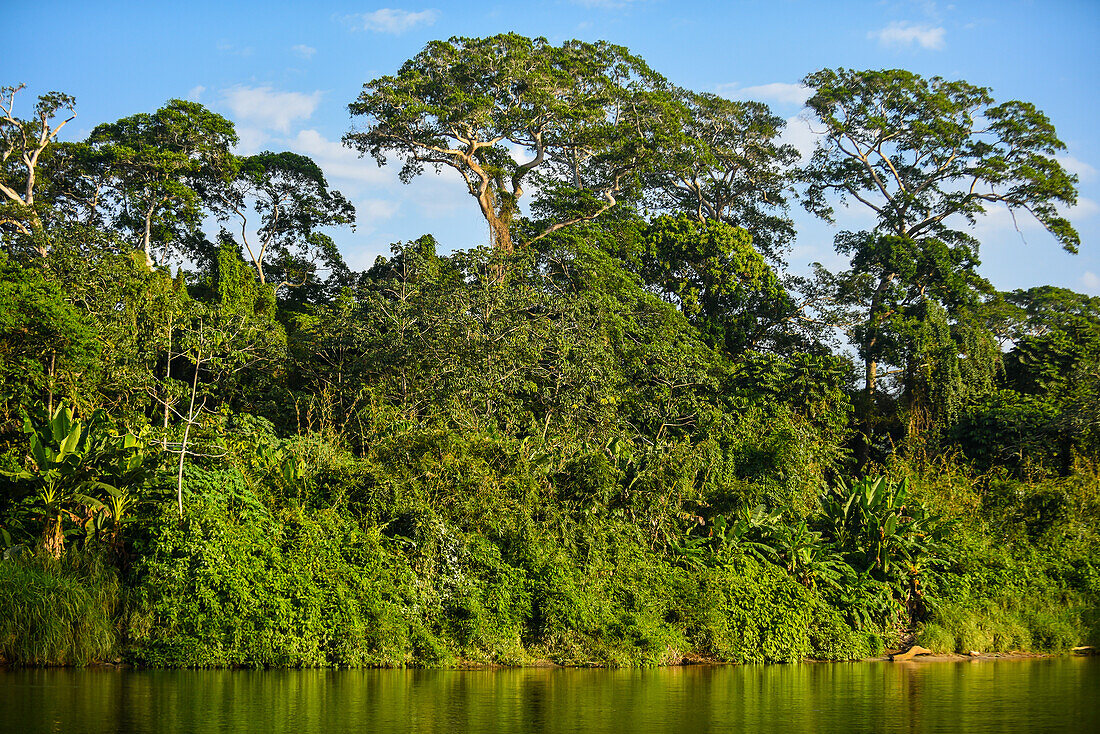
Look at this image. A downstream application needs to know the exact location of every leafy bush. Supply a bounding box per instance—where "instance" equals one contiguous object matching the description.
[684,554,871,663]
[126,493,413,668]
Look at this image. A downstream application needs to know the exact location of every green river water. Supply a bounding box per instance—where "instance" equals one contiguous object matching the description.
[1,657,1096,733]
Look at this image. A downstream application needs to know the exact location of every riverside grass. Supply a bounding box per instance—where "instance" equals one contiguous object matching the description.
[0,552,120,666]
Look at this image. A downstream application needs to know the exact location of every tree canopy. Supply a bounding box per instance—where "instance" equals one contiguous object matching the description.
[345,33,679,255]
[798,68,1080,464]
[0,85,77,256]
[645,92,799,264]
[802,68,1079,252]
[213,151,355,288]
[89,100,238,267]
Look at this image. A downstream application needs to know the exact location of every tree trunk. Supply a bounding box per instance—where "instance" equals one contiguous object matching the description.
[162,318,173,450]
[142,202,157,269]
[476,188,514,255]
[43,512,64,559]
[29,215,49,259]
[855,271,897,470]
[47,352,56,416]
[177,357,201,518]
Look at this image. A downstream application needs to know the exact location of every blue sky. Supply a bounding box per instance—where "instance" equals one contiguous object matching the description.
[8,0,1100,294]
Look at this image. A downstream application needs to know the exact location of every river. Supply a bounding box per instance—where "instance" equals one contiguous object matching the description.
[2,657,1096,733]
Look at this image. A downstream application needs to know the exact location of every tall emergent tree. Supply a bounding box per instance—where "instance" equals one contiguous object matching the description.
[0,84,76,257]
[214,151,356,289]
[345,33,674,255]
[645,92,799,264]
[89,100,237,268]
[800,68,1080,441]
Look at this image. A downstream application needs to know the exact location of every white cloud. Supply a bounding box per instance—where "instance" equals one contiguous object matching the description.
[507,144,531,164]
[1058,154,1098,183]
[358,198,400,221]
[1081,271,1100,294]
[1070,196,1099,219]
[718,82,811,107]
[187,85,205,102]
[342,9,438,34]
[287,130,485,248]
[781,114,819,163]
[291,44,317,60]
[221,86,323,133]
[869,22,946,50]
[234,126,269,155]
[289,129,396,186]
[740,82,812,106]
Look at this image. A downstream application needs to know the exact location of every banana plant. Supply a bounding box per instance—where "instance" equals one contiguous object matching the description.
[818,476,948,615]
[710,503,783,562]
[103,486,135,533]
[0,405,157,556]
[766,519,847,590]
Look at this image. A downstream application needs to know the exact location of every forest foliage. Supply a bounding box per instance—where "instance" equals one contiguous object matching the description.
[0,39,1098,667]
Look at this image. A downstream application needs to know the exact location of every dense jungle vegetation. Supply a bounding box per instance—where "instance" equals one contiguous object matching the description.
[1,35,1098,668]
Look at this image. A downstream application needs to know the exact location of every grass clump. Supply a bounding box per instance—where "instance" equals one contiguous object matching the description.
[0,551,120,666]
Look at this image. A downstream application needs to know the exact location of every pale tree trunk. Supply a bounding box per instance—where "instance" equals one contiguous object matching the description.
[476,188,515,255]
[29,214,49,259]
[0,85,75,259]
[141,201,158,269]
[177,355,201,518]
[863,271,897,398]
[47,352,56,416]
[162,316,174,451]
[43,512,64,559]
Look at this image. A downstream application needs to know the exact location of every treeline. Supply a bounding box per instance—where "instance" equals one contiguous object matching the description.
[0,35,1097,668]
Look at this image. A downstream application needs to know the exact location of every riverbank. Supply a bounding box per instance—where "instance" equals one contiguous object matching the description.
[2,462,1097,671]
[0,628,1089,671]
[455,648,1065,669]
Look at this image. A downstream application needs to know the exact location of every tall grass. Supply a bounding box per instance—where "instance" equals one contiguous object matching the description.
[918,599,1081,654]
[0,551,120,666]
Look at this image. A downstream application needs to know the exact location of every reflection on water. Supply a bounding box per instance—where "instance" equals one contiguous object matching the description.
[2,657,1096,733]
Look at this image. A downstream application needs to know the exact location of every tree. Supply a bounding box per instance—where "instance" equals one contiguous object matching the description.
[214,151,355,289]
[1003,287,1100,471]
[800,69,1080,453]
[629,214,794,356]
[1000,285,1100,341]
[168,244,285,516]
[89,100,237,268]
[345,33,673,255]
[0,84,77,257]
[645,92,798,264]
[0,251,99,418]
[951,288,1100,475]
